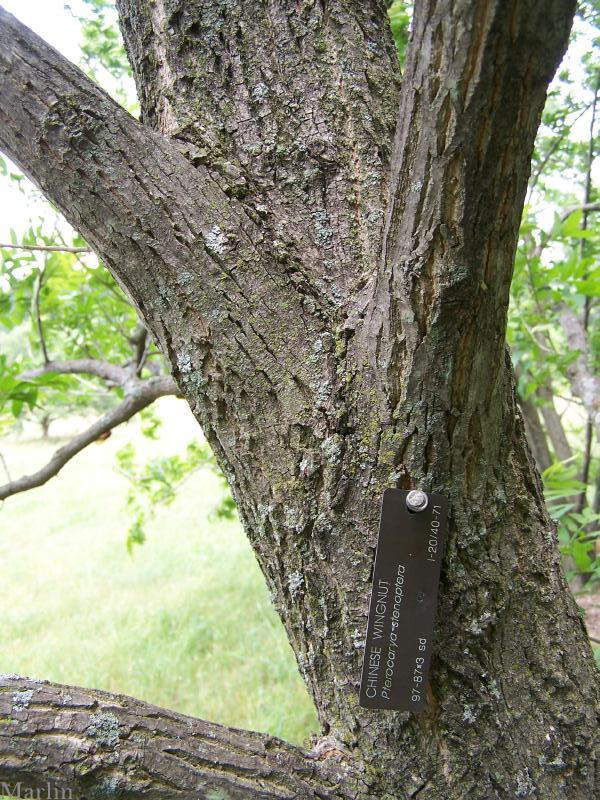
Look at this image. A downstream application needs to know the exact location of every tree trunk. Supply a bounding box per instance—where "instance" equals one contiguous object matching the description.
[40,413,51,439]
[537,385,573,464]
[0,2,597,799]
[519,392,553,472]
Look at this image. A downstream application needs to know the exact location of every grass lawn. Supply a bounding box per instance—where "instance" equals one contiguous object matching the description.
[0,397,318,745]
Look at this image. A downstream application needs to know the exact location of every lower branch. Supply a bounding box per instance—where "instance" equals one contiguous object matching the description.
[0,243,91,253]
[20,359,130,387]
[0,676,356,800]
[0,376,177,501]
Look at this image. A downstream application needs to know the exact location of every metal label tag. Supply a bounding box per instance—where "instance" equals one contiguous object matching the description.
[359,489,448,711]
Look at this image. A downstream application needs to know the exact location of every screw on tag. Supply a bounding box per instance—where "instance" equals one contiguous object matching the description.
[406,489,428,512]
[359,489,448,712]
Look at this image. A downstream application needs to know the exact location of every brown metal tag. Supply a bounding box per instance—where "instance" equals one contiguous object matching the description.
[359,489,448,711]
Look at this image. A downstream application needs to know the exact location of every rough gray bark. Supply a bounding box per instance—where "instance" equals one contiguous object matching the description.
[0,676,356,800]
[0,2,598,800]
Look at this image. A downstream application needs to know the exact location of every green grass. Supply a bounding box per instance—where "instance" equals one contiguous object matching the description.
[0,398,318,745]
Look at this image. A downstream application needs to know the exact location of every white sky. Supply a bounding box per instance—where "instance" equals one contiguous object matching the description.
[0,1,597,243]
[2,0,81,60]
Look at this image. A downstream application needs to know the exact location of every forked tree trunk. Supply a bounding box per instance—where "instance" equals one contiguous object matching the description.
[0,2,597,799]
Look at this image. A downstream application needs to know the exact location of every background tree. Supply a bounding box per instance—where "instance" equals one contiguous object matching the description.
[508,2,600,583]
[0,2,598,800]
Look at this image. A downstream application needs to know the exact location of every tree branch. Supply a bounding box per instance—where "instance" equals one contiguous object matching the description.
[518,391,552,472]
[561,200,600,222]
[360,0,576,422]
[577,418,594,513]
[0,6,231,355]
[0,450,11,482]
[580,78,597,339]
[0,242,91,253]
[32,265,50,364]
[526,100,595,200]
[0,5,328,388]
[129,324,149,377]
[532,199,600,260]
[536,383,573,463]
[0,375,177,501]
[20,358,131,387]
[0,675,355,800]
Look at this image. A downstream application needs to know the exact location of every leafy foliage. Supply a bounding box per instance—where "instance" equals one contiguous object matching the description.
[0,231,138,433]
[508,10,600,585]
[78,0,132,80]
[0,356,40,422]
[115,441,236,553]
[2,237,137,362]
[543,461,600,581]
[388,1,412,66]
[65,0,137,112]
[509,207,599,396]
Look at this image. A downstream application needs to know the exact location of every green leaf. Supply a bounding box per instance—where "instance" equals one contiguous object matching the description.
[569,539,594,572]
